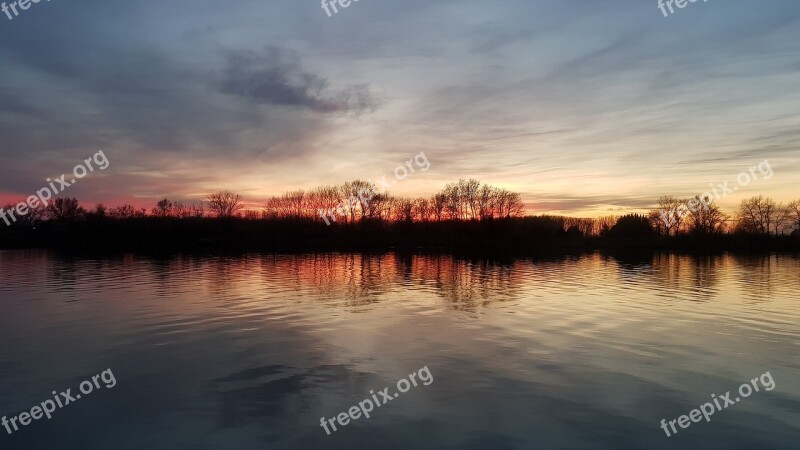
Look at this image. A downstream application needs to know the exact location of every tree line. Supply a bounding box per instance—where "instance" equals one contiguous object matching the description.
[2,182,798,238]
[1,178,526,226]
[267,178,525,223]
[648,195,800,237]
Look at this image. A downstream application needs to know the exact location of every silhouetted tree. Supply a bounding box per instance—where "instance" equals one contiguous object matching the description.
[2,201,46,228]
[46,198,84,223]
[648,210,667,236]
[438,179,523,220]
[171,201,197,218]
[788,200,800,233]
[564,217,594,236]
[190,203,205,218]
[594,215,617,237]
[264,179,524,224]
[84,203,108,224]
[207,191,243,218]
[365,193,390,221]
[152,198,173,217]
[650,196,686,236]
[608,214,654,238]
[565,225,583,239]
[395,198,414,222]
[109,204,145,219]
[687,197,728,235]
[431,193,447,222]
[736,195,777,235]
[413,198,431,222]
[775,203,792,236]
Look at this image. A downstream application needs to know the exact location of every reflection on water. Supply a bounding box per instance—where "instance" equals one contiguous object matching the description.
[0,251,799,450]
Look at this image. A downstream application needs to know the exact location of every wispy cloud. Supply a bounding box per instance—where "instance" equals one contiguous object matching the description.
[0,0,798,212]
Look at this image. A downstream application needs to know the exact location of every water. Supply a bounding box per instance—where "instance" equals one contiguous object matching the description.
[0,251,798,449]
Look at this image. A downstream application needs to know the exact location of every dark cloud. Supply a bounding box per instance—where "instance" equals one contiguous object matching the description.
[219,48,379,114]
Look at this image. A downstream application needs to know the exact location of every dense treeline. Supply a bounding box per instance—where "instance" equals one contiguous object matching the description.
[263,178,525,223]
[0,178,526,225]
[648,195,800,237]
[1,180,798,253]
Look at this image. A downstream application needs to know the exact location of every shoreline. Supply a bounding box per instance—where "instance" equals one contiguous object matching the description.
[1,219,798,256]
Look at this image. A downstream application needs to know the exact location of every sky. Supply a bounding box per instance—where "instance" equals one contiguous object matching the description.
[0,0,798,216]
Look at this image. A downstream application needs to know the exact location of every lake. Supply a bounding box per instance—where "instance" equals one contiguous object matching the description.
[0,250,798,449]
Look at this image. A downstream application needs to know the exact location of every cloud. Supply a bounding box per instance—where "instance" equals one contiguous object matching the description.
[219,48,380,115]
[0,0,798,212]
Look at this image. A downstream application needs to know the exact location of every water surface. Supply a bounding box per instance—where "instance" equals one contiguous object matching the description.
[1,251,798,449]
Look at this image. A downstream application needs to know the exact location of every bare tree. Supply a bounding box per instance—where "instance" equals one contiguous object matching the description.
[593,215,618,236]
[687,196,728,235]
[462,179,481,219]
[2,201,46,228]
[116,204,146,218]
[259,178,525,224]
[262,196,282,219]
[312,185,343,223]
[564,217,594,236]
[190,203,205,218]
[84,203,107,223]
[109,204,136,219]
[207,191,244,218]
[393,198,414,222]
[476,184,492,219]
[500,190,525,218]
[152,198,173,217]
[339,180,374,222]
[94,204,107,218]
[442,182,462,220]
[46,198,84,223]
[772,203,792,236]
[736,195,777,235]
[286,190,307,218]
[648,210,667,236]
[788,199,800,233]
[650,196,687,236]
[413,197,431,222]
[172,201,194,218]
[365,193,390,221]
[431,193,447,222]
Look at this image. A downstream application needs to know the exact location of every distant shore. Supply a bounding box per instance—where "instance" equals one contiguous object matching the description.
[1,217,798,255]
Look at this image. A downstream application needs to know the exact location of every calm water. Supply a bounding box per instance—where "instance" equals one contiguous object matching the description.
[0,251,799,449]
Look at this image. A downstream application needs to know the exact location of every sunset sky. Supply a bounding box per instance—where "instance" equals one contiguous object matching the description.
[0,0,798,216]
